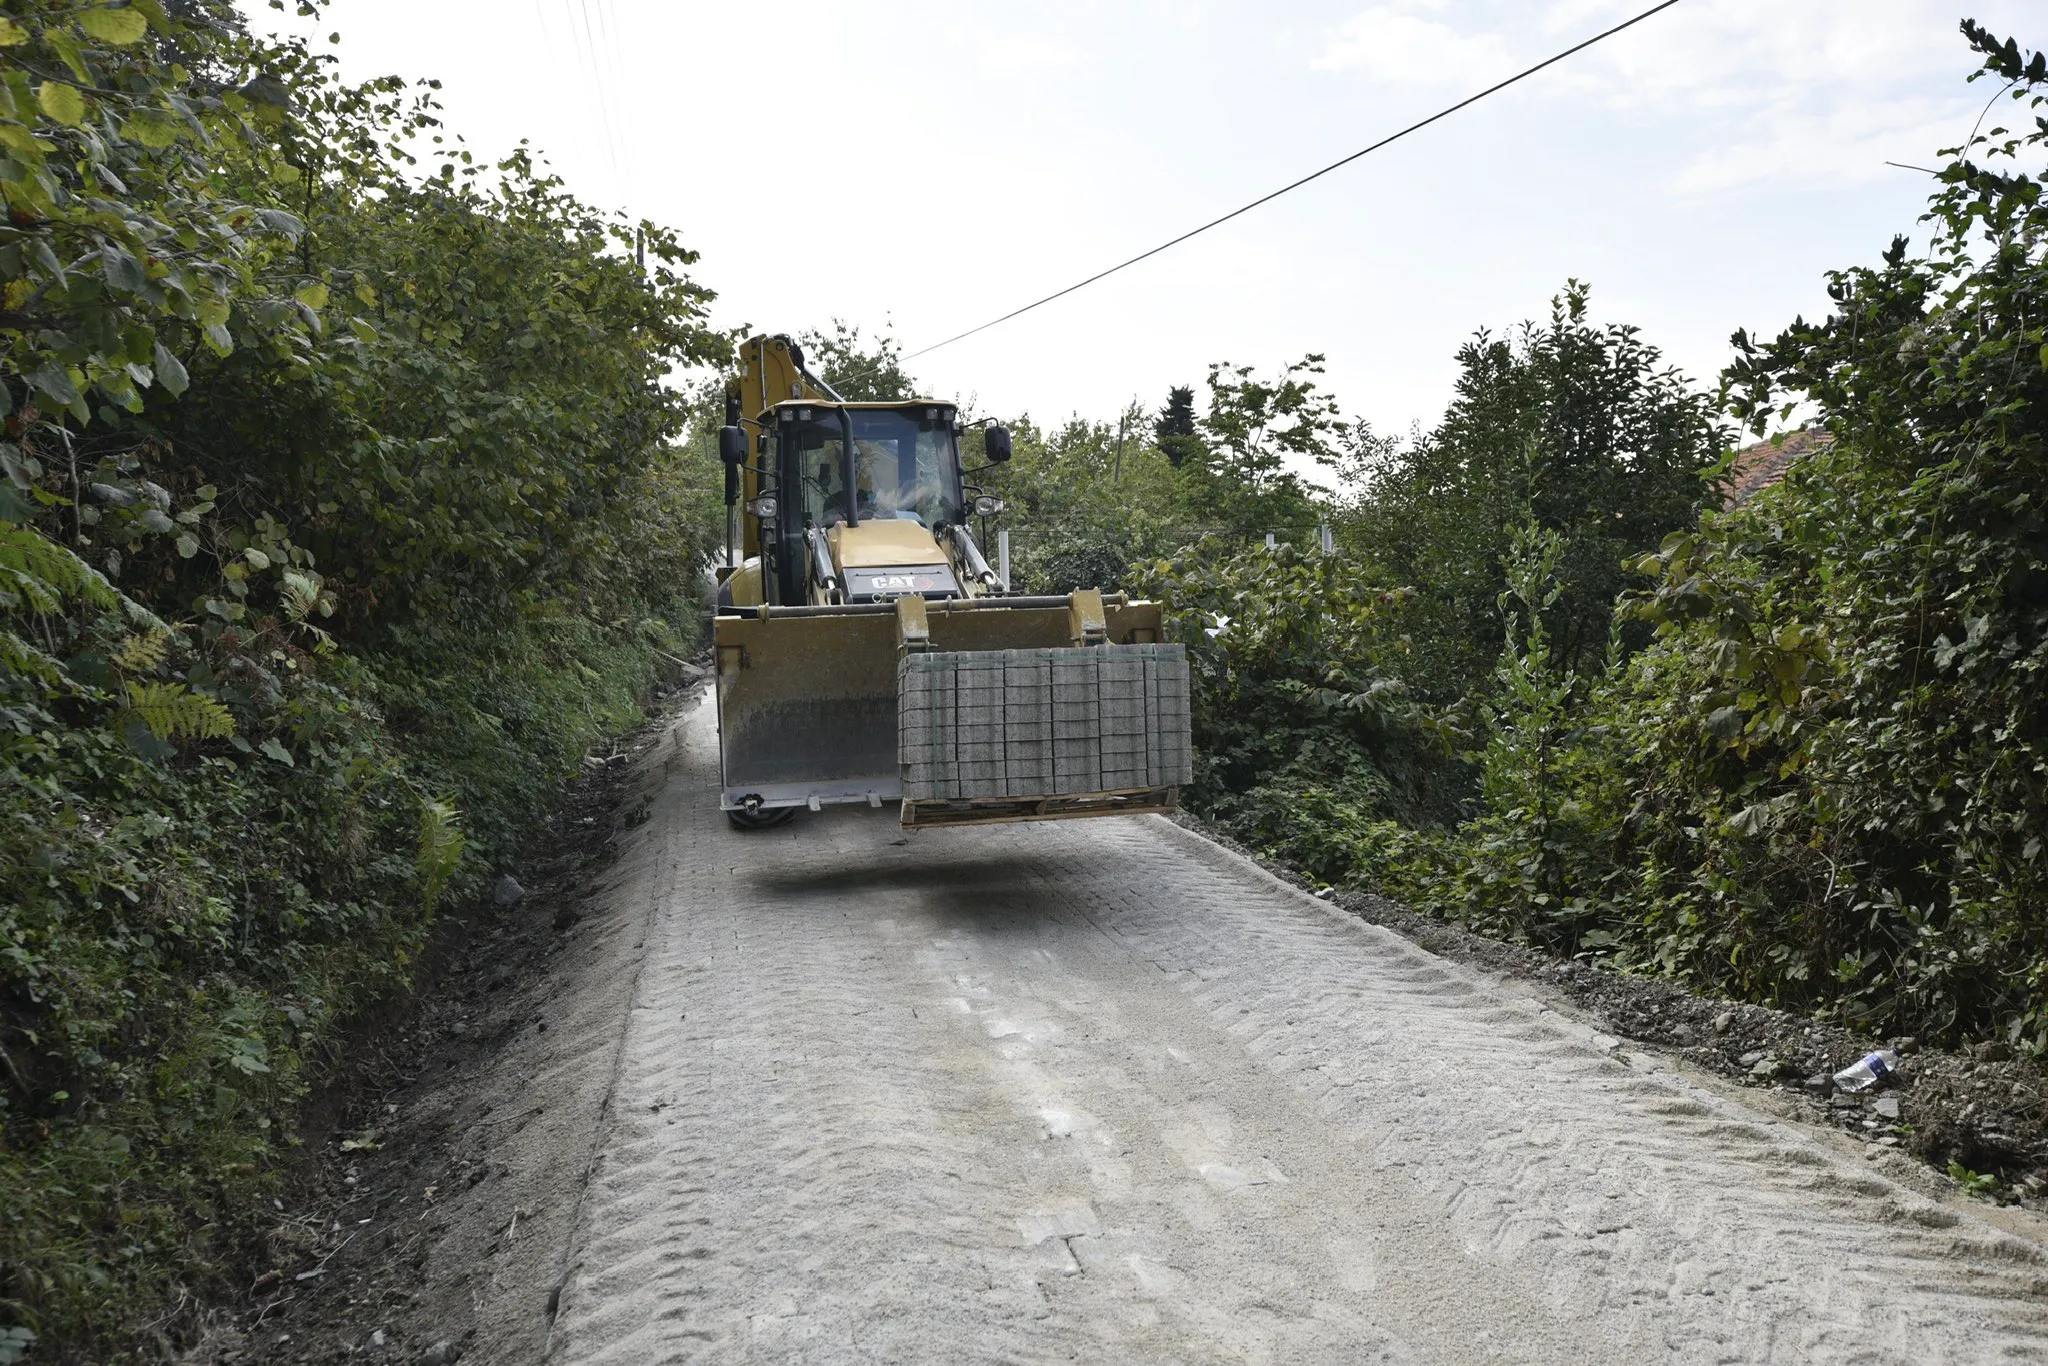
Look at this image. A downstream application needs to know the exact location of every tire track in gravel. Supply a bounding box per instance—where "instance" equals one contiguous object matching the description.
[540,695,2048,1364]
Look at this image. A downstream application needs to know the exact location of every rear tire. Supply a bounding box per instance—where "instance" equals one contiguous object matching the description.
[726,806,796,831]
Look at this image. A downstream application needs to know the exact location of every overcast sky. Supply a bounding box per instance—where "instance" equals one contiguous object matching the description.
[264,1,2040,441]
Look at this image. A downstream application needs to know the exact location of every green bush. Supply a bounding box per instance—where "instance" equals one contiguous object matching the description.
[1138,541,1452,867]
[1388,525,1631,950]
[0,2,721,1349]
[1386,23,2048,1047]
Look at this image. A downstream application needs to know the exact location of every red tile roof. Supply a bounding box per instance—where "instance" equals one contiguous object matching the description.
[1725,429,1832,504]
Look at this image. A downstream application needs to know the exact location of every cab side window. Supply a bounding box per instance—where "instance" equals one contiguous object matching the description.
[795,430,848,526]
[912,425,952,525]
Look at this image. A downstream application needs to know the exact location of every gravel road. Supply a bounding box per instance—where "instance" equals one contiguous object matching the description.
[457,695,2048,1364]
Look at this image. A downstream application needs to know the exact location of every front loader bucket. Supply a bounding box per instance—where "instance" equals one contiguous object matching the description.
[715,609,901,811]
[713,593,1190,826]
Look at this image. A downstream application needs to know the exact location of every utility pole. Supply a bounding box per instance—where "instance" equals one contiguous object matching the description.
[1113,407,1128,483]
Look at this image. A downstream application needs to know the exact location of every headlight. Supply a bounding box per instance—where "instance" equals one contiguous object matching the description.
[973,494,1005,517]
[747,495,777,519]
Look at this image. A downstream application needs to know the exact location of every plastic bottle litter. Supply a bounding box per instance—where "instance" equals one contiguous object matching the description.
[1833,1049,1901,1093]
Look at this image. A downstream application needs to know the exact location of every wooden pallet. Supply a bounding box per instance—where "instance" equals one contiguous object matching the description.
[899,785,1179,829]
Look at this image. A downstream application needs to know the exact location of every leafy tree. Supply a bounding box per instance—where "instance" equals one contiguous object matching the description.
[799,319,915,401]
[1354,283,1724,701]
[1599,19,2048,1041]
[991,405,1191,593]
[1397,524,1628,947]
[1176,354,1341,544]
[0,0,319,429]
[993,363,1352,594]
[1153,383,1200,468]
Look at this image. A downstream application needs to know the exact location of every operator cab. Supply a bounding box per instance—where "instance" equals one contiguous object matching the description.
[769,403,967,604]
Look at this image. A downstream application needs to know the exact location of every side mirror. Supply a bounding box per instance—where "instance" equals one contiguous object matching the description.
[718,425,747,466]
[984,424,1012,464]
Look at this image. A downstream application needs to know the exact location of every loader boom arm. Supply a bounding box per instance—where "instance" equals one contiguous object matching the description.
[726,334,838,560]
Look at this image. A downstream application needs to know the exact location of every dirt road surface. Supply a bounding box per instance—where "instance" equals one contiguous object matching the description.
[365,694,2048,1364]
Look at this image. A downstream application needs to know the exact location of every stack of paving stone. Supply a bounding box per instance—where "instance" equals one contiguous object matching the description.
[898,645,1191,801]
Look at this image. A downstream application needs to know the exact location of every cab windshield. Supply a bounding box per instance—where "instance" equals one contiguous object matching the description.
[785,408,961,529]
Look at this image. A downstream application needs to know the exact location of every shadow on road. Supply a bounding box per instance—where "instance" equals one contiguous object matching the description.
[747,855,1044,901]
[732,807,1127,931]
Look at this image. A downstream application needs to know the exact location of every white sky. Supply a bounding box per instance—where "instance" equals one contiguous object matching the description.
[265,1,2039,439]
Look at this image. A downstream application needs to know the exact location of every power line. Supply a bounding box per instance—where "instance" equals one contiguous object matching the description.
[898,0,1685,367]
[578,0,619,181]
[596,0,637,207]
[565,0,624,193]
[559,0,588,76]
[559,1,594,113]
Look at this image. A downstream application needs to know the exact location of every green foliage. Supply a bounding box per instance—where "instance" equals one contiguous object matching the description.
[1152,383,1200,469]
[1393,525,1628,947]
[0,1,721,1350]
[993,407,1193,594]
[989,359,1361,598]
[1137,541,1448,878]
[367,614,668,856]
[0,526,113,615]
[1948,1159,2001,1197]
[1352,282,1724,702]
[1128,288,1722,907]
[800,320,915,401]
[0,525,112,683]
[1377,23,2048,1052]
[0,1,317,428]
[1176,355,1341,543]
[122,680,235,740]
[414,796,465,915]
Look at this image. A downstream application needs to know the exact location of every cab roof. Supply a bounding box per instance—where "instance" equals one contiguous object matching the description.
[766,398,951,411]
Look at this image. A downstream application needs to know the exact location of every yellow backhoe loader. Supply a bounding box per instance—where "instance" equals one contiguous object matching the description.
[712,333,1192,830]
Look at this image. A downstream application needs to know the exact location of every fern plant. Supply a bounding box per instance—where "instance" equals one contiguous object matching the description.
[2,523,123,689]
[122,682,235,741]
[0,524,117,617]
[111,628,172,675]
[279,570,321,623]
[0,629,64,684]
[415,796,467,913]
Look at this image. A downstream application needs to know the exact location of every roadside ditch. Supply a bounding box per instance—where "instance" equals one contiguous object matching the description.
[175,670,707,1365]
